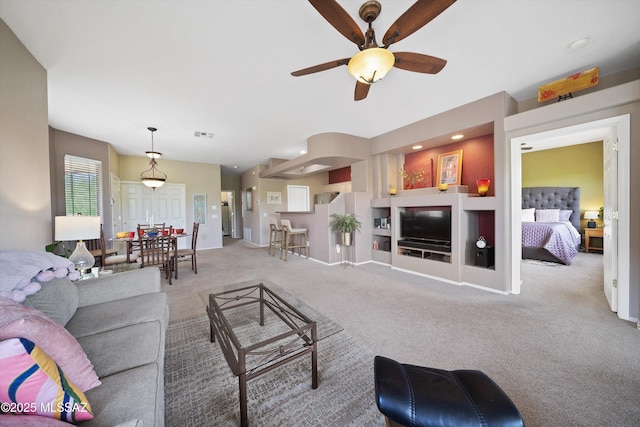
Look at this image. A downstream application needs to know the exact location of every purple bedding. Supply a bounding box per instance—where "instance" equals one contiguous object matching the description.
[522,222,581,265]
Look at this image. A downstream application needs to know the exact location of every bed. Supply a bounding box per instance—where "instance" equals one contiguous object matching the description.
[521,187,582,265]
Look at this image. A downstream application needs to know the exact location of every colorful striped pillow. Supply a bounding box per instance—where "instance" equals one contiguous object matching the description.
[0,337,93,423]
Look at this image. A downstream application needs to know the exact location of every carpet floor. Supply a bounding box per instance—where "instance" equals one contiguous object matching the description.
[162,239,640,426]
[164,315,382,426]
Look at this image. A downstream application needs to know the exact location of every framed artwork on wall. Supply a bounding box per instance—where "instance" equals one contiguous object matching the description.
[193,194,207,224]
[436,150,463,186]
[246,188,253,211]
[267,191,281,204]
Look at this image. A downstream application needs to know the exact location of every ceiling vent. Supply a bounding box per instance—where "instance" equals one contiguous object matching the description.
[194,131,215,139]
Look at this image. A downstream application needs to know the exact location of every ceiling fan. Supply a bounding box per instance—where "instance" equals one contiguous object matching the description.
[291,0,457,101]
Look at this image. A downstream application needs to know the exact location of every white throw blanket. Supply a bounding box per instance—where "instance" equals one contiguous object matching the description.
[0,251,78,302]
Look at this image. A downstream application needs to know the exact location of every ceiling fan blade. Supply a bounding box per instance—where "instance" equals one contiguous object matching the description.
[309,0,365,46]
[354,81,370,101]
[291,58,351,76]
[393,52,447,74]
[383,0,457,46]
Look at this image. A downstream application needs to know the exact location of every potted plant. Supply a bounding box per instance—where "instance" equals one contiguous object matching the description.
[329,213,362,247]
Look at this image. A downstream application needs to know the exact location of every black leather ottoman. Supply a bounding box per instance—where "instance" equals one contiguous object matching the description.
[374,356,524,427]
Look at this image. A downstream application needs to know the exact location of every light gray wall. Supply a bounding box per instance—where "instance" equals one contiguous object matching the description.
[0,19,51,250]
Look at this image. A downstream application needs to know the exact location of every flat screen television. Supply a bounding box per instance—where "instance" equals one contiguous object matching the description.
[400,209,451,244]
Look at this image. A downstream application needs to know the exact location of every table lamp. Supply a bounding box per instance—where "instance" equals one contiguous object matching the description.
[55,216,101,273]
[583,210,599,228]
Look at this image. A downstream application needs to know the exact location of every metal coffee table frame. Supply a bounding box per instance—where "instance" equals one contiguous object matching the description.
[206,283,318,426]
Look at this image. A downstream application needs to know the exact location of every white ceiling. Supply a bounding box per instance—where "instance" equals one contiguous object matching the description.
[1,0,639,175]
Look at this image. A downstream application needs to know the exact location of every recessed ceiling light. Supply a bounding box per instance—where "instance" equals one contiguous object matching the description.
[569,37,589,50]
[412,145,423,150]
[451,134,464,140]
[233,165,238,169]
[300,150,307,154]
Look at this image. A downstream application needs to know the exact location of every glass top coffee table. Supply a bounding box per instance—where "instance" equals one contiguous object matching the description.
[204,282,318,427]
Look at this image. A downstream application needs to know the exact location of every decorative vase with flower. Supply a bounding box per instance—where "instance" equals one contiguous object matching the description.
[399,169,425,190]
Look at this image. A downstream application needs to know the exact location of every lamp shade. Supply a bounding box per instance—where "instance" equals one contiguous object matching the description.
[584,210,598,229]
[583,210,599,220]
[55,216,100,241]
[348,48,395,84]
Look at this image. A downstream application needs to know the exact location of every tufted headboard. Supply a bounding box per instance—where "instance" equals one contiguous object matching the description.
[522,187,581,230]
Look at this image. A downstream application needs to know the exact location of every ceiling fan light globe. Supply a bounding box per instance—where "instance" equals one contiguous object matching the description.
[348,48,394,84]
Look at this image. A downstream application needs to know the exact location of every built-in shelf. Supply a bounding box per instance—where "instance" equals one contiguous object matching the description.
[372,228,391,236]
[371,200,392,261]
[397,245,451,263]
[463,209,495,270]
[371,198,391,208]
[372,249,391,264]
[463,196,496,210]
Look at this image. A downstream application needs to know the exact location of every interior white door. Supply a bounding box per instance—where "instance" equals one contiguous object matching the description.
[603,130,618,312]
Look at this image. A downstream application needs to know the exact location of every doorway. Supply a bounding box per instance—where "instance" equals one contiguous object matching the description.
[510,115,631,320]
[221,191,236,238]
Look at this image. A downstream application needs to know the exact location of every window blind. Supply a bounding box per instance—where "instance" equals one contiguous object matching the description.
[64,155,102,216]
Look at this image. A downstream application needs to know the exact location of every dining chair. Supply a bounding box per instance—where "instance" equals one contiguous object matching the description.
[138,232,175,285]
[99,226,139,268]
[86,224,117,266]
[172,222,199,278]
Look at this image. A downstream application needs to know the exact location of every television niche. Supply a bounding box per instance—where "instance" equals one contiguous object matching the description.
[398,208,452,254]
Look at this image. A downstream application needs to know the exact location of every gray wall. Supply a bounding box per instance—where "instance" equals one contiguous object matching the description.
[0,19,51,250]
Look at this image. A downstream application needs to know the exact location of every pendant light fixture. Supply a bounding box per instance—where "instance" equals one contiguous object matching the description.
[140,126,167,189]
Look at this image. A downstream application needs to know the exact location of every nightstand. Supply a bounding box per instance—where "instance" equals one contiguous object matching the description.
[585,228,604,253]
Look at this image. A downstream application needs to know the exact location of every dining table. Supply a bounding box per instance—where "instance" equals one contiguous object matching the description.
[112,233,190,264]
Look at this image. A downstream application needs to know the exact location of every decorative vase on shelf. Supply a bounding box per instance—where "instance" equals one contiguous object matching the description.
[476,179,490,196]
[399,168,424,190]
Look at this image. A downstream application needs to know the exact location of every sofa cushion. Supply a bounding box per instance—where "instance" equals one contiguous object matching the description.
[0,298,101,392]
[65,292,168,339]
[74,268,160,308]
[0,337,93,423]
[84,363,163,427]
[76,321,163,378]
[25,277,79,326]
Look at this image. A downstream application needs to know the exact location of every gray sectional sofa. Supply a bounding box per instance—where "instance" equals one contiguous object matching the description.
[2,267,168,426]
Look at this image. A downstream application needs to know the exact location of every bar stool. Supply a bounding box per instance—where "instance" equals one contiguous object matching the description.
[268,218,283,256]
[279,219,309,261]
